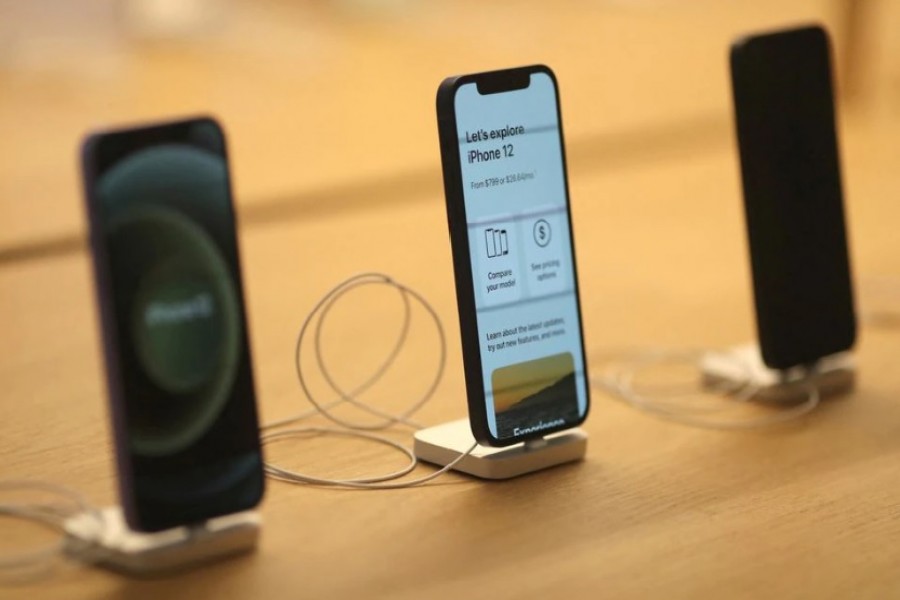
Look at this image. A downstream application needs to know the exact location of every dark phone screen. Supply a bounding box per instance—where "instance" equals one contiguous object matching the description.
[87,119,263,530]
[731,26,855,369]
[451,70,589,441]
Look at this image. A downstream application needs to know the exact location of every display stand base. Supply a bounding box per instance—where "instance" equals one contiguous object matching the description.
[700,343,855,402]
[63,506,260,576]
[413,418,587,480]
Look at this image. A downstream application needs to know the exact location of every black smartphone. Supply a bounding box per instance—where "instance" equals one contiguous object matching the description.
[730,25,856,369]
[436,65,590,447]
[81,117,265,532]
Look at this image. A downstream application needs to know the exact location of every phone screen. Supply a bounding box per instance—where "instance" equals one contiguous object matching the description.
[84,118,263,531]
[731,26,855,368]
[451,69,589,442]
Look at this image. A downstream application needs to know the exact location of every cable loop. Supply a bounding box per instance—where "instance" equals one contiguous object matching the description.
[593,348,821,430]
[0,481,103,579]
[262,273,475,489]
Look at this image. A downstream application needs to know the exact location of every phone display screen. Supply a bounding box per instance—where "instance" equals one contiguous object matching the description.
[731,26,855,368]
[452,70,589,442]
[85,119,263,531]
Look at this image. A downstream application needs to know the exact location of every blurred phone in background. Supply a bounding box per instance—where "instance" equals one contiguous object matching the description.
[81,117,264,532]
[731,24,856,369]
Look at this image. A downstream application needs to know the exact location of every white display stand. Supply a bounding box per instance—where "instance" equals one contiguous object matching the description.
[63,506,260,576]
[413,418,587,480]
[700,343,855,402]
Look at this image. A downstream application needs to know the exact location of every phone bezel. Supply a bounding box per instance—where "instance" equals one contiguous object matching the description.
[436,64,591,447]
[80,116,265,531]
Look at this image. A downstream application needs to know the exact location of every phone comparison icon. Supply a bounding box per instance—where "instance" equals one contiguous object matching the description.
[485,227,509,258]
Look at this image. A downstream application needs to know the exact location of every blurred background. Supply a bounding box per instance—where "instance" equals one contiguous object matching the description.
[2,1,900,559]
[1,0,898,258]
[2,6,899,594]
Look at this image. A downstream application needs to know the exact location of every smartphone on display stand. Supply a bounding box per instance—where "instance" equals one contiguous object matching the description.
[82,117,265,532]
[437,65,590,447]
[731,25,856,370]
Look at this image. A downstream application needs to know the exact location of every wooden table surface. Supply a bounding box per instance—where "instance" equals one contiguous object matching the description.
[2,1,900,598]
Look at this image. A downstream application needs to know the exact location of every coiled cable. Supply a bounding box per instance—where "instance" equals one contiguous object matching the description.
[261,273,477,489]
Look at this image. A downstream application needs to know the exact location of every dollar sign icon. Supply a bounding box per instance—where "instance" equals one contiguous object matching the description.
[533,219,551,247]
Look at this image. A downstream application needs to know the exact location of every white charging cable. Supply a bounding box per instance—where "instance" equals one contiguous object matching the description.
[593,348,821,430]
[0,481,103,580]
[261,273,477,489]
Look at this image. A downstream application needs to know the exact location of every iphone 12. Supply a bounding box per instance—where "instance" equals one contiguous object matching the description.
[81,117,264,531]
[437,65,590,446]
